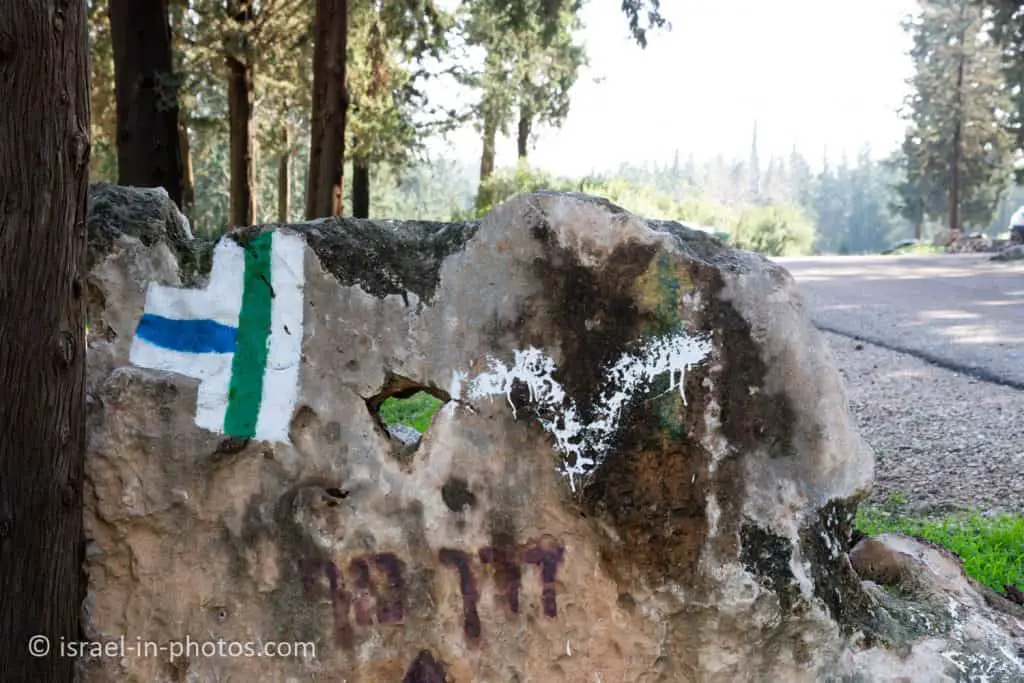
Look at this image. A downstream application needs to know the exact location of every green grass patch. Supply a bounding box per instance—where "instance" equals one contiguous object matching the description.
[856,498,1024,596]
[883,242,945,256]
[378,391,444,433]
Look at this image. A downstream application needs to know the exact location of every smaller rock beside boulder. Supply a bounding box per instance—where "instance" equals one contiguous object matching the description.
[847,533,1024,682]
[933,229,960,247]
[991,244,1024,261]
[946,232,993,253]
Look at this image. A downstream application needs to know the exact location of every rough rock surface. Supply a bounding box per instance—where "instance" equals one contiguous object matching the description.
[848,534,1024,682]
[933,229,959,247]
[81,184,1023,682]
[992,244,1024,261]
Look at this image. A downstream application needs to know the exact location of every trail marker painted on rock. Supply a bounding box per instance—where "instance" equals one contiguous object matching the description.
[129,230,305,442]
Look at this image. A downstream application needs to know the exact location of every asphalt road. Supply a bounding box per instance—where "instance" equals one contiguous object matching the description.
[774,253,1024,388]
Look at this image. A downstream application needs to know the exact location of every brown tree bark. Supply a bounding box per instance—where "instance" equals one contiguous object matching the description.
[948,49,965,235]
[0,1,90,680]
[226,0,256,228]
[109,0,183,205]
[517,107,532,160]
[353,161,370,218]
[475,110,498,212]
[948,12,967,235]
[480,115,497,181]
[305,0,349,219]
[178,114,195,218]
[278,125,291,222]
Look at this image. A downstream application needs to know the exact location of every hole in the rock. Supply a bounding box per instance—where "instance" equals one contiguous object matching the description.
[325,487,349,500]
[367,375,450,453]
[379,391,445,434]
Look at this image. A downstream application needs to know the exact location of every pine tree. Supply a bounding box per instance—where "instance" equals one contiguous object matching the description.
[901,0,1014,232]
[346,0,452,218]
[459,0,586,209]
[748,121,761,202]
[979,0,1024,182]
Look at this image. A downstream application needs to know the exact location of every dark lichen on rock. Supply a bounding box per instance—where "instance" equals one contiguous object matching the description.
[255,217,477,304]
[441,477,477,512]
[523,209,662,413]
[799,498,876,636]
[87,182,215,285]
[739,522,803,613]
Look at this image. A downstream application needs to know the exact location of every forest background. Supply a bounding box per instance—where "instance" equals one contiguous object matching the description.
[88,0,1024,256]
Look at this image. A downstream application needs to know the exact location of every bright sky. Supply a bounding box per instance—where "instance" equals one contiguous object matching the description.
[430,0,919,177]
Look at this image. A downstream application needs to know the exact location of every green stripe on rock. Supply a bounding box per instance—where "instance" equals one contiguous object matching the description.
[225,231,274,437]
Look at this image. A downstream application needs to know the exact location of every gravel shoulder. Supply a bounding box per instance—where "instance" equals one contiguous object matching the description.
[821,330,1024,515]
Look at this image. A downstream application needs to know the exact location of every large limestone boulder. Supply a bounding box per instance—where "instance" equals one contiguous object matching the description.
[81,184,1023,682]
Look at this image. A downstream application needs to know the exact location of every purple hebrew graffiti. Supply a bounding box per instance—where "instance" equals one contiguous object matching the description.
[478,545,522,614]
[373,552,406,624]
[438,548,481,642]
[402,649,448,683]
[348,557,376,626]
[300,539,565,648]
[348,553,407,626]
[521,535,565,618]
[298,558,353,648]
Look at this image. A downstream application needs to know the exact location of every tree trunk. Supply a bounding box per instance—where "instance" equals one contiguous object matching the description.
[0,2,89,680]
[480,113,497,181]
[178,114,195,218]
[517,107,532,160]
[353,161,370,218]
[278,125,291,222]
[226,2,256,228]
[108,0,183,205]
[948,62,964,234]
[476,110,498,212]
[949,22,966,234]
[306,0,349,219]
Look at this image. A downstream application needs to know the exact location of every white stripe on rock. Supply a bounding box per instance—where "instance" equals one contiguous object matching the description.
[253,231,307,443]
[138,239,245,328]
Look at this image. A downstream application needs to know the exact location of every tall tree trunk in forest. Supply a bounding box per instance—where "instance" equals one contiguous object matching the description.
[0,2,89,680]
[226,0,256,227]
[227,54,256,226]
[278,125,291,222]
[517,106,532,160]
[476,107,498,212]
[350,20,385,221]
[178,114,195,218]
[480,112,497,182]
[109,0,183,205]
[948,47,965,234]
[306,0,349,219]
[352,162,370,218]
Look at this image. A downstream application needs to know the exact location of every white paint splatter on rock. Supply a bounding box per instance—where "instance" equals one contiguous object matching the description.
[468,332,713,491]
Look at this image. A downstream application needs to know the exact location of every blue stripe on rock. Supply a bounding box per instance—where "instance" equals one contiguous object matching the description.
[135,313,238,354]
